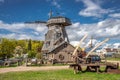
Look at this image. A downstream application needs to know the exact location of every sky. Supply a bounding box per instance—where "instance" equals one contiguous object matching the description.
[0,0,120,48]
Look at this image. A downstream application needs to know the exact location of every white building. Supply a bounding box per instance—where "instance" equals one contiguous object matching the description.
[101,48,118,56]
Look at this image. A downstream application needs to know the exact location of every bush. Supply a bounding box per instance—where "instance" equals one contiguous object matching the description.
[27,51,36,58]
[36,53,42,59]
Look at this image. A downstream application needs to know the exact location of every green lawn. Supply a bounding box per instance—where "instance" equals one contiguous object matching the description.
[0,69,120,80]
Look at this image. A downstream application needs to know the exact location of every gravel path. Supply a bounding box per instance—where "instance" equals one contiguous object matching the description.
[0,66,69,74]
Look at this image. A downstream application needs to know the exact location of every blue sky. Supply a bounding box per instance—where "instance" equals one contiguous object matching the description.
[0,0,119,23]
[0,0,120,48]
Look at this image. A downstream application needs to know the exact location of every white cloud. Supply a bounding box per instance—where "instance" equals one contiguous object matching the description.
[68,19,120,40]
[52,0,60,8]
[46,0,61,9]
[75,0,81,2]
[85,39,99,47]
[67,18,120,48]
[78,0,109,17]
[0,0,4,3]
[102,43,112,48]
[0,33,16,39]
[113,43,120,48]
[0,20,47,40]
[109,13,120,18]
[0,33,43,40]
[70,41,80,47]
[102,43,120,49]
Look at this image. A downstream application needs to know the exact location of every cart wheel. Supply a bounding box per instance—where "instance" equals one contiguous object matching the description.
[4,62,10,67]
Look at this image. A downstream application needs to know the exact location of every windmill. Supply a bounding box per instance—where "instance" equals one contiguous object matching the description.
[25,10,77,64]
[41,14,72,64]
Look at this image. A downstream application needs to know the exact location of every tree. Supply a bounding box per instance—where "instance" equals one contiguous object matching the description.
[0,38,16,58]
[36,53,42,59]
[28,39,32,51]
[0,38,44,59]
[14,46,23,57]
[17,40,26,54]
[27,51,36,58]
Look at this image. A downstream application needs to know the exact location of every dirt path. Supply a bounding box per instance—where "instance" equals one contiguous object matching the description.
[0,66,69,74]
[0,60,119,74]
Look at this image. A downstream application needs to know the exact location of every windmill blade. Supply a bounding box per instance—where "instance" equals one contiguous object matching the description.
[86,38,109,58]
[72,34,88,56]
[25,21,46,24]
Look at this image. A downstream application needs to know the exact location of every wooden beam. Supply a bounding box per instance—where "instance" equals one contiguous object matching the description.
[86,38,109,58]
[72,34,88,56]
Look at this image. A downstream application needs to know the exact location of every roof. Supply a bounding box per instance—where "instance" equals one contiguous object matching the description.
[49,16,69,19]
[47,16,71,26]
[48,41,67,53]
[48,41,75,54]
[104,48,118,52]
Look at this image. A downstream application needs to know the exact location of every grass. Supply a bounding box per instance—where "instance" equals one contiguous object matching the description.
[0,64,17,68]
[0,69,120,80]
[106,57,120,61]
[0,63,68,68]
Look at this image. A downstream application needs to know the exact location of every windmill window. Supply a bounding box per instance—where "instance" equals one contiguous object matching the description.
[56,26,59,29]
[68,52,70,54]
[64,43,67,47]
[59,38,63,42]
[56,33,61,38]
[46,41,50,47]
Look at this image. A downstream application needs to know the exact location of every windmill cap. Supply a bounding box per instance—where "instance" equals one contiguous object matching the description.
[47,16,71,26]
